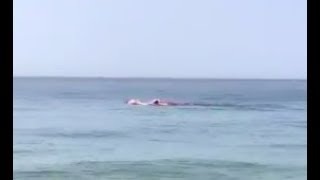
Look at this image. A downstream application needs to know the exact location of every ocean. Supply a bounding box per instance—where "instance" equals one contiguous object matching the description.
[13,77,307,180]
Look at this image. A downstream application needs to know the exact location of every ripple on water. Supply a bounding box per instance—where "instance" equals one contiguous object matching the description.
[13,159,306,180]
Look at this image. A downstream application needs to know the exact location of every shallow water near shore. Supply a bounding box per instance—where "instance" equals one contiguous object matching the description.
[13,78,307,180]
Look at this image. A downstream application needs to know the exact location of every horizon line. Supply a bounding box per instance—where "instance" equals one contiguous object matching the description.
[12,75,307,81]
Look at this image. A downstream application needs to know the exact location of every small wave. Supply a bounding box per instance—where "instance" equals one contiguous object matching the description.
[38,130,128,139]
[174,102,296,112]
[13,159,306,180]
[13,107,41,111]
[55,92,107,100]
[14,170,69,180]
[13,150,34,154]
[148,138,190,144]
[282,123,307,128]
[269,144,307,148]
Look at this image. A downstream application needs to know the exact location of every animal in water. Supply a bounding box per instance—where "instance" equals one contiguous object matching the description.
[126,99,184,106]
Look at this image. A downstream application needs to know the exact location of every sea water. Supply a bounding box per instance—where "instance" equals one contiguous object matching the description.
[13,78,307,180]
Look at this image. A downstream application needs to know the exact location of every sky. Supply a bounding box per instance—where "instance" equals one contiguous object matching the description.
[13,0,307,79]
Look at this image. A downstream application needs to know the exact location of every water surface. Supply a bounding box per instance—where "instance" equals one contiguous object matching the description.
[13,78,307,180]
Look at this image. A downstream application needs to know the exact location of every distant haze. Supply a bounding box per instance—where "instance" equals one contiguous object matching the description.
[13,0,306,79]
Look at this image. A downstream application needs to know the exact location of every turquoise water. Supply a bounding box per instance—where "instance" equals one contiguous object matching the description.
[13,78,307,180]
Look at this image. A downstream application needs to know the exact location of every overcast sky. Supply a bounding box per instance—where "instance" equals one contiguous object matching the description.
[13,0,306,79]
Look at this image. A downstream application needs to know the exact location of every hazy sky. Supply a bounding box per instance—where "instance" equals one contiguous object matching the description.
[13,0,306,79]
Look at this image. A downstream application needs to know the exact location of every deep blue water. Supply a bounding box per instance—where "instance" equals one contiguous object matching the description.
[13,77,307,180]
